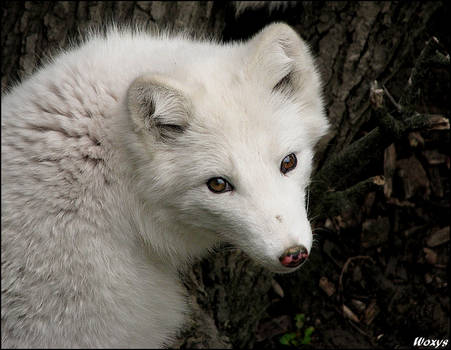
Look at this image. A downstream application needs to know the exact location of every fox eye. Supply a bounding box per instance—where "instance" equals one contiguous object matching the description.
[280,153,297,174]
[207,177,233,193]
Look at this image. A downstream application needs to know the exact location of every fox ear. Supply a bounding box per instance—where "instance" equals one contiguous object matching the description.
[127,74,191,141]
[247,23,329,144]
[247,22,322,99]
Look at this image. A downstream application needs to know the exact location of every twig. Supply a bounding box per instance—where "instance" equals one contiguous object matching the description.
[382,84,403,113]
[317,176,384,218]
[338,256,375,305]
[400,36,441,108]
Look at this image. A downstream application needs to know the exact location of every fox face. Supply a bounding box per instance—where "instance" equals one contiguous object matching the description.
[125,23,329,273]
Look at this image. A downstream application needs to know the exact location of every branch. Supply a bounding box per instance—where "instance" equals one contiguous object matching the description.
[399,36,444,108]
[313,176,384,219]
[311,36,449,220]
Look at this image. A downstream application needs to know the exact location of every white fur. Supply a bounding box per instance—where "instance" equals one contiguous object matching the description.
[1,23,329,348]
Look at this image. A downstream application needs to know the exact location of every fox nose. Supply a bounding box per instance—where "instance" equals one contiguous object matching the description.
[279,245,309,268]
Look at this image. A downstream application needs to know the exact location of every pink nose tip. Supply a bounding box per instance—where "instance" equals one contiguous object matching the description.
[279,245,309,268]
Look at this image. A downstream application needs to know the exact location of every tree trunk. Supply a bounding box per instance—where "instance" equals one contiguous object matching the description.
[2,1,448,348]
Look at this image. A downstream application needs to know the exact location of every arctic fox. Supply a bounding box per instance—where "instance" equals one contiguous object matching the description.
[1,23,329,348]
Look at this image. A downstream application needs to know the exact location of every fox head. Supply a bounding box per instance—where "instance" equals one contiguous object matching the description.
[124,23,329,273]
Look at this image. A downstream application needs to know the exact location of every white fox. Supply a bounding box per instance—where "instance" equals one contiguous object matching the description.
[1,22,329,348]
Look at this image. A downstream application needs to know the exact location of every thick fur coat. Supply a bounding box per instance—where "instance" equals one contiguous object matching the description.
[1,23,329,347]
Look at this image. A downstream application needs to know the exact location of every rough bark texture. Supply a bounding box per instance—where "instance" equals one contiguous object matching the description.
[2,1,449,348]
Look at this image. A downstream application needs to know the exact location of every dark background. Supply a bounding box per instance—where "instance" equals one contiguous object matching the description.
[2,2,449,348]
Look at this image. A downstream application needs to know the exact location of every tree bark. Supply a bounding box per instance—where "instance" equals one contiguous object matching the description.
[2,1,447,348]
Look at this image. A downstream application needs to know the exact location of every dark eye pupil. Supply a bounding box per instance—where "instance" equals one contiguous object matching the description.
[207,177,231,193]
[281,153,297,174]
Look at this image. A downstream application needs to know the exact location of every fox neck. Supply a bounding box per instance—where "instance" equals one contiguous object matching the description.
[139,202,220,269]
